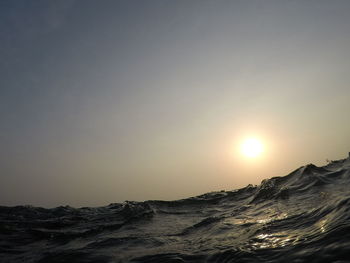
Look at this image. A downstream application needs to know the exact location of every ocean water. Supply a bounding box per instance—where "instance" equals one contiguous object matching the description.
[1,157,350,263]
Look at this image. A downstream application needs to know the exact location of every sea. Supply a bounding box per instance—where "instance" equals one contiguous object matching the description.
[1,156,350,262]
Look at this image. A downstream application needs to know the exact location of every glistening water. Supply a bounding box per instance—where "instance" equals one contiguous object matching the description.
[1,156,350,262]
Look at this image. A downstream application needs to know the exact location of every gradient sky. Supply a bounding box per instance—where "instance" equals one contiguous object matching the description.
[1,0,350,207]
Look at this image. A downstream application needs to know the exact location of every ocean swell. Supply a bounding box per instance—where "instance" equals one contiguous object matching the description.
[1,156,350,262]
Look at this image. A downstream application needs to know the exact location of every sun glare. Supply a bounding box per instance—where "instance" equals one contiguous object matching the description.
[241,138,264,158]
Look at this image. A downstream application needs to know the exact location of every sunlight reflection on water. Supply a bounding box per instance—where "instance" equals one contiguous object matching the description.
[318,219,327,233]
[249,232,295,249]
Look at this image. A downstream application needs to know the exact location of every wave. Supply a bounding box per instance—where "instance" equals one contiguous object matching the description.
[1,155,350,262]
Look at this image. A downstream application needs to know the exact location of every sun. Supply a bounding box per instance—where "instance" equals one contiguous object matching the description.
[241,138,264,158]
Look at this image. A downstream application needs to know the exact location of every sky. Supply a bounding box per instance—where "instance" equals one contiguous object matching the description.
[1,0,350,207]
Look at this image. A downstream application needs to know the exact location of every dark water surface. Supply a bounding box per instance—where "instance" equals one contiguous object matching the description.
[2,157,350,262]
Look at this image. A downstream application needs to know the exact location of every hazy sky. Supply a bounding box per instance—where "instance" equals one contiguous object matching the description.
[1,0,350,207]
